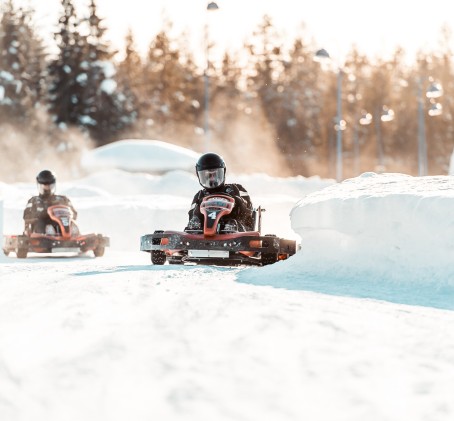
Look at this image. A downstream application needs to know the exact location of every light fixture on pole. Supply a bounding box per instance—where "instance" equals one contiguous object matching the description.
[203,1,219,152]
[314,48,345,182]
[353,111,372,175]
[374,105,394,172]
[417,78,443,176]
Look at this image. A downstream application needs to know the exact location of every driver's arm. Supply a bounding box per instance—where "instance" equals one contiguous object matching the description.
[57,196,78,220]
[188,191,203,220]
[67,200,78,220]
[23,200,33,221]
[235,185,253,210]
[23,198,45,222]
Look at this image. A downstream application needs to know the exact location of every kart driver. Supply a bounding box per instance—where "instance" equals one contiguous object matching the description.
[186,152,254,232]
[23,169,78,234]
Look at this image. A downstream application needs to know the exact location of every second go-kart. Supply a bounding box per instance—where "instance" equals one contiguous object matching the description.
[3,205,110,259]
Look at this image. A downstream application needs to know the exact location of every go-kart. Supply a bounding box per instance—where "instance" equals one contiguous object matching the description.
[3,205,110,258]
[140,194,297,266]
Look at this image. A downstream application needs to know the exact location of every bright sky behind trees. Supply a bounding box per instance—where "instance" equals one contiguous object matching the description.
[15,0,454,64]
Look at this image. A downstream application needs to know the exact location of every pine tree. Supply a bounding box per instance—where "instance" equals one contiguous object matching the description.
[48,0,135,143]
[117,28,142,91]
[78,0,136,143]
[0,1,45,123]
[279,38,324,174]
[115,28,141,130]
[220,52,241,94]
[142,24,202,127]
[246,16,305,172]
[47,0,87,127]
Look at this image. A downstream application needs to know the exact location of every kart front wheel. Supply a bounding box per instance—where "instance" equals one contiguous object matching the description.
[151,250,166,265]
[16,248,28,259]
[150,230,166,265]
[93,246,105,257]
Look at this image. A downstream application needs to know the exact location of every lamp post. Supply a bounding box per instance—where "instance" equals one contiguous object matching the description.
[374,105,394,172]
[315,48,345,182]
[417,78,443,176]
[203,1,219,152]
[353,111,372,175]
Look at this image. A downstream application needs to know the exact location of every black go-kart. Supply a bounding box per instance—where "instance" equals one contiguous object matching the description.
[140,194,297,266]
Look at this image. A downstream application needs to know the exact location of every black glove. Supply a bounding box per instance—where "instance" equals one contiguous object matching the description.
[235,197,247,211]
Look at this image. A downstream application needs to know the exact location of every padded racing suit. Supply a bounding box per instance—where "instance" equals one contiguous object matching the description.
[187,183,254,232]
[23,194,78,234]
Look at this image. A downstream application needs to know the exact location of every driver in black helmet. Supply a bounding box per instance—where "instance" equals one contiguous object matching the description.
[186,152,254,232]
[23,170,78,234]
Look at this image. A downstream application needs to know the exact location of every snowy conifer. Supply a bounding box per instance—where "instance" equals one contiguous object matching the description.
[0,1,45,123]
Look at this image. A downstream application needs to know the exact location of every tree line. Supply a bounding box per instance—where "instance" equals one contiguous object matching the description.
[1,0,453,180]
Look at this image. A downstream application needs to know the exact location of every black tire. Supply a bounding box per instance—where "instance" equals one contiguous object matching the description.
[151,250,166,265]
[151,230,166,265]
[93,246,105,257]
[261,234,278,266]
[16,248,28,259]
[3,249,10,257]
[261,253,278,266]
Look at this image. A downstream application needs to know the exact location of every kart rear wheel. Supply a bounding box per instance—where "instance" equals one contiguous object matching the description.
[16,248,28,259]
[261,253,278,265]
[261,234,278,266]
[151,250,166,265]
[3,249,10,256]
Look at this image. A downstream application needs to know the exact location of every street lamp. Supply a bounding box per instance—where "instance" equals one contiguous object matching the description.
[417,78,443,176]
[374,105,394,172]
[204,1,219,152]
[353,111,372,175]
[315,48,345,182]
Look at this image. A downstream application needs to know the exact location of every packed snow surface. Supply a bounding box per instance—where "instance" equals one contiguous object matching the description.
[1,166,453,421]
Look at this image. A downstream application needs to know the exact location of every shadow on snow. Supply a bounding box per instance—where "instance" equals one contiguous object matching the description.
[236,267,454,311]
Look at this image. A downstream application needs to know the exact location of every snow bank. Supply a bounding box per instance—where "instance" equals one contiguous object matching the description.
[239,173,454,309]
[80,139,200,174]
[291,172,454,278]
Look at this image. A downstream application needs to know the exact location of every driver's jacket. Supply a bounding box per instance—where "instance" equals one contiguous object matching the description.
[23,195,78,223]
[188,183,254,231]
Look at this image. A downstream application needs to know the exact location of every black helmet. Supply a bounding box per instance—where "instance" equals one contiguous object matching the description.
[36,170,56,184]
[36,169,56,197]
[196,153,226,190]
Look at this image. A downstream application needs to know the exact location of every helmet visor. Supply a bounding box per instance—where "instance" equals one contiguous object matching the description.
[38,182,56,196]
[197,168,225,189]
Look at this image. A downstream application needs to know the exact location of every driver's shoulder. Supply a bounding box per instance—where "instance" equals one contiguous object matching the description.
[27,195,42,205]
[51,194,71,204]
[226,183,249,196]
[223,183,240,194]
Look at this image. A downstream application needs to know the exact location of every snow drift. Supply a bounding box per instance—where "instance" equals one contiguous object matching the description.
[238,172,454,309]
[81,139,200,174]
